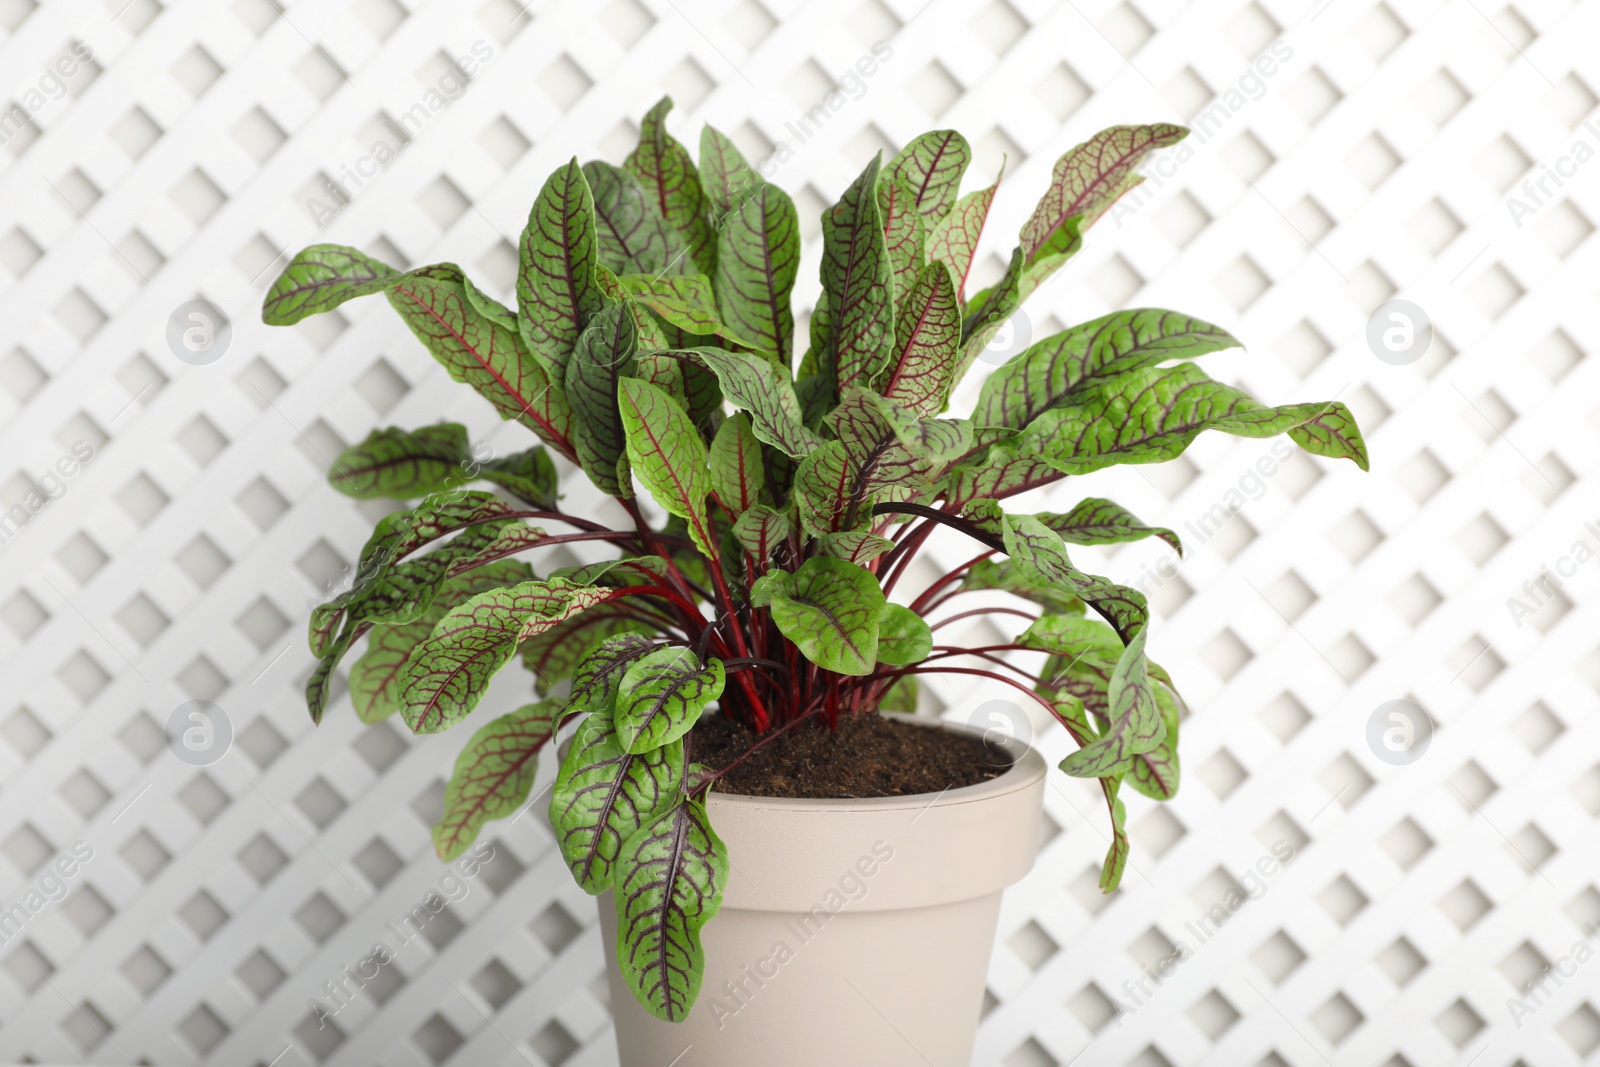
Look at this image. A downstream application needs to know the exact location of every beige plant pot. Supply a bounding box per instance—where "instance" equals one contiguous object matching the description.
[596,716,1047,1066]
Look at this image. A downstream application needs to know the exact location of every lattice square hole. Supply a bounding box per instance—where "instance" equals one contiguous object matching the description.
[1035,63,1090,122]
[1506,823,1556,876]
[1377,936,1426,987]
[177,773,229,826]
[295,776,348,830]
[1318,874,1368,925]
[532,1019,580,1066]
[57,649,111,702]
[1008,920,1059,971]
[238,832,289,885]
[176,533,230,590]
[1331,509,1383,563]
[1188,989,1240,1040]
[532,900,583,956]
[1348,133,1401,189]
[236,948,287,1000]
[1513,702,1564,754]
[1286,67,1340,124]
[295,892,347,944]
[122,944,172,996]
[472,957,523,1010]
[176,654,227,701]
[116,710,163,765]
[115,593,169,648]
[1318,753,1372,808]
[4,823,51,875]
[1134,807,1186,859]
[1498,941,1549,990]
[1259,692,1310,743]
[1099,2,1154,53]
[63,884,112,936]
[59,769,111,819]
[1,589,47,640]
[1413,69,1468,125]
[1439,879,1492,931]
[5,940,53,993]
[179,1002,228,1056]
[1252,930,1306,984]
[1558,1003,1600,1056]
[238,715,289,769]
[1435,998,1485,1047]
[354,719,407,774]
[908,61,961,119]
[1310,991,1363,1044]
[60,998,112,1053]
[353,837,404,889]
[1380,817,1433,871]
[1199,748,1247,799]
[1067,982,1119,1033]
[179,889,228,941]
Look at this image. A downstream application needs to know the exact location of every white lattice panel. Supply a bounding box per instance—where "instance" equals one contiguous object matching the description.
[0,0,1597,1064]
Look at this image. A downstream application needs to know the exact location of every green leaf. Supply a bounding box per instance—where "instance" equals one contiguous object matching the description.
[1035,498,1182,554]
[387,265,575,460]
[434,700,564,861]
[552,714,685,894]
[1126,683,1181,801]
[327,424,472,499]
[624,96,716,276]
[885,130,971,229]
[517,158,606,380]
[816,530,895,565]
[877,174,926,305]
[400,580,633,734]
[1058,628,1164,778]
[350,560,532,724]
[927,169,1000,299]
[751,557,884,675]
[478,447,559,508]
[614,647,725,754]
[996,509,1148,644]
[570,633,660,714]
[823,156,895,394]
[310,490,527,655]
[954,247,1025,385]
[960,559,1086,616]
[1024,362,1371,474]
[261,244,402,325]
[618,377,715,557]
[791,440,856,535]
[878,261,962,418]
[974,309,1241,432]
[698,125,760,217]
[690,348,819,458]
[618,274,757,350]
[565,302,639,496]
[878,675,919,712]
[942,438,1065,509]
[1097,775,1130,892]
[522,608,657,693]
[876,604,932,666]
[584,160,691,276]
[708,413,764,516]
[1021,124,1188,259]
[732,504,792,560]
[613,797,727,1022]
[712,177,800,362]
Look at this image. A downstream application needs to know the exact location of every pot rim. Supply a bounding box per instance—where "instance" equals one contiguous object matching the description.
[703,713,1047,814]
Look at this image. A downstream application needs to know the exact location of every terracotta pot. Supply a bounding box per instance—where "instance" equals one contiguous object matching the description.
[596,716,1047,1066]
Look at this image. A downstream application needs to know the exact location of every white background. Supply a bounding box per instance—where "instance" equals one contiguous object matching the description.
[0,0,1597,1064]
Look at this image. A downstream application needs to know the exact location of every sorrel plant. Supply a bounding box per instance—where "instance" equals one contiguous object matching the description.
[262,98,1369,1022]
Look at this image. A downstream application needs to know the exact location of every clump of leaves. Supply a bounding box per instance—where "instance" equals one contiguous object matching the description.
[263,100,1367,1023]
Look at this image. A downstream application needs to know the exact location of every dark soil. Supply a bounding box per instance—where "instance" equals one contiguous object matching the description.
[692,712,1012,800]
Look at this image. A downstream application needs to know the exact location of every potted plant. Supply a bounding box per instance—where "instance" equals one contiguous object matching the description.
[262,98,1368,1065]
